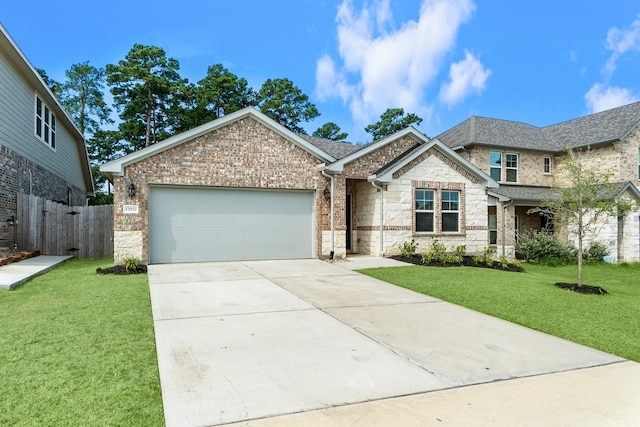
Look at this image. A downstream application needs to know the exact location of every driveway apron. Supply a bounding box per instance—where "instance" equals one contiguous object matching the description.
[148,259,625,426]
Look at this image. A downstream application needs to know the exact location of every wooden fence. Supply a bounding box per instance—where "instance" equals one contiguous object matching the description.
[16,193,114,259]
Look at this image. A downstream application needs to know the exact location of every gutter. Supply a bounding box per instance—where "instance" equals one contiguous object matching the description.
[318,164,335,260]
[368,174,385,257]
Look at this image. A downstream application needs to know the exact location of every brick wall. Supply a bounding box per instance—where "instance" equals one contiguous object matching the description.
[0,144,86,246]
[113,117,333,262]
[468,146,556,187]
[343,135,418,178]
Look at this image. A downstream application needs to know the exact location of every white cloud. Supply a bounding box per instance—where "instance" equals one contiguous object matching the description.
[316,0,480,125]
[584,83,639,113]
[439,50,491,106]
[603,16,640,76]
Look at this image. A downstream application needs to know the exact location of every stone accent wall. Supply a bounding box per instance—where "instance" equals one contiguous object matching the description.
[354,152,489,255]
[0,144,87,245]
[343,135,418,178]
[113,117,335,262]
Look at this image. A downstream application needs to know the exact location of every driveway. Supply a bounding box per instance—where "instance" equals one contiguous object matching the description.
[148,258,639,426]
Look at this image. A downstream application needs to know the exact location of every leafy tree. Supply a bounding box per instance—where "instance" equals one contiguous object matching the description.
[313,122,348,141]
[60,61,112,136]
[529,149,634,286]
[365,108,423,140]
[86,129,127,201]
[256,78,319,133]
[106,44,186,150]
[36,68,62,96]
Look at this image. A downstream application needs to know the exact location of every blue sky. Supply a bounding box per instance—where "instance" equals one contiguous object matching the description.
[3,1,640,143]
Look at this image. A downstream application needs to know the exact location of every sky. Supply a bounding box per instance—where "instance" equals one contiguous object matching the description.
[3,0,640,144]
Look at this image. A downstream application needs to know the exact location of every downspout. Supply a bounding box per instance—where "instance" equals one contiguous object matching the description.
[502,200,513,257]
[320,169,335,260]
[371,180,385,257]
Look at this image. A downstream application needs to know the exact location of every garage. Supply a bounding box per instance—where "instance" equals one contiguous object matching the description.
[148,186,315,264]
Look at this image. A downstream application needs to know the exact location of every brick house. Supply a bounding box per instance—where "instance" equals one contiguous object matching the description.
[437,101,640,262]
[101,107,497,264]
[0,24,94,248]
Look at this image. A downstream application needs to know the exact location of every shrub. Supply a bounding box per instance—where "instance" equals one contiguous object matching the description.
[422,238,447,264]
[481,247,496,265]
[123,256,140,272]
[584,241,610,264]
[400,239,418,257]
[516,231,576,265]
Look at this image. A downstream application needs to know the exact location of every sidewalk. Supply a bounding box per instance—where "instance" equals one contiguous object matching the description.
[0,255,72,290]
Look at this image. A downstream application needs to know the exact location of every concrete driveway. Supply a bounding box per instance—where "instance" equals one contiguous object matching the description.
[148,258,640,426]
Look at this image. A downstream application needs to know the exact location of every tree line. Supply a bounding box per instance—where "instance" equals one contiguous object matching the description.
[38,43,423,203]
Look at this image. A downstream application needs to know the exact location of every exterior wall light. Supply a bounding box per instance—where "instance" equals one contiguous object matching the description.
[128,182,136,198]
[323,186,331,201]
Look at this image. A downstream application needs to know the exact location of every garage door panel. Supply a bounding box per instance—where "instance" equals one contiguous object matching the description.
[149,187,315,263]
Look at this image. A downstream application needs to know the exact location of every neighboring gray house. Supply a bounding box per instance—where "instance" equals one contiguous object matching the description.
[0,23,94,248]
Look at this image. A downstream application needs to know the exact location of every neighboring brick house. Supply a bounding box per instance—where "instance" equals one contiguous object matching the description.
[0,24,94,248]
[437,101,640,262]
[101,107,497,264]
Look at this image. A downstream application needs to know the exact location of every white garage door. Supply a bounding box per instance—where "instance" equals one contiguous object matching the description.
[148,186,315,264]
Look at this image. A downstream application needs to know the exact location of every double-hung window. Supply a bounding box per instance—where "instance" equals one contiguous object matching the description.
[544,157,552,174]
[34,94,56,149]
[506,153,518,182]
[441,190,460,232]
[415,189,435,232]
[490,151,502,181]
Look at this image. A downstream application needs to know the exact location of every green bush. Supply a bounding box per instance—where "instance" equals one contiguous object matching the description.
[584,241,610,264]
[516,231,576,265]
[123,256,140,272]
[422,238,447,263]
[399,239,418,257]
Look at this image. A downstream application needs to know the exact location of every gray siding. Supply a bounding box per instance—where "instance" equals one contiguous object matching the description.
[0,45,86,192]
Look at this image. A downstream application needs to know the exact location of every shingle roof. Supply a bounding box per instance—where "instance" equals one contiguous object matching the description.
[489,185,555,202]
[297,134,363,160]
[437,101,640,152]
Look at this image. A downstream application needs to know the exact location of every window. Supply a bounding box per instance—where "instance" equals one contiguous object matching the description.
[489,214,497,245]
[415,189,434,232]
[490,151,502,181]
[506,153,518,182]
[544,157,552,174]
[441,190,460,232]
[34,94,56,149]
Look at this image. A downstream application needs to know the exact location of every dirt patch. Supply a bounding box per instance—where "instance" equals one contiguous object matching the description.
[96,265,148,275]
[0,249,41,266]
[390,254,524,272]
[555,282,609,295]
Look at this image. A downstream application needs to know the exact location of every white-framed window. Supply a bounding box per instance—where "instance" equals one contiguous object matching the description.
[544,157,552,174]
[490,151,502,181]
[489,213,497,245]
[34,94,56,149]
[506,153,518,182]
[415,189,435,232]
[441,190,460,232]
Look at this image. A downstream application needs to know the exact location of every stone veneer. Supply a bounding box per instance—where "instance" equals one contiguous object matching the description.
[0,144,86,246]
[112,117,334,263]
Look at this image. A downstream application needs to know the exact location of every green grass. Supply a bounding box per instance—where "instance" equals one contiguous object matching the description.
[359,263,640,362]
[0,259,164,426]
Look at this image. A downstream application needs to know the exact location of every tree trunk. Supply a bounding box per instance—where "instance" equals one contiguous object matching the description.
[577,219,583,287]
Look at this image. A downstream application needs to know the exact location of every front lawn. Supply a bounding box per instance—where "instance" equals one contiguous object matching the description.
[359,262,640,362]
[0,259,164,426]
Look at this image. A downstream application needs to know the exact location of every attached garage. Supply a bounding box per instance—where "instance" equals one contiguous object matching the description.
[148,186,315,264]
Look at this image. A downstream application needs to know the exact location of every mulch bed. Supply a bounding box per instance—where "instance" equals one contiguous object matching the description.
[390,254,524,272]
[96,265,148,275]
[555,282,609,295]
[0,249,41,266]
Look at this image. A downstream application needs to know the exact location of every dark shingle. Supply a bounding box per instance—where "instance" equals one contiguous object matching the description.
[437,101,640,152]
[297,134,363,160]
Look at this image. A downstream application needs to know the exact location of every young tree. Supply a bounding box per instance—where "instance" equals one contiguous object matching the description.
[60,61,112,136]
[365,108,423,140]
[313,122,348,141]
[529,149,634,286]
[106,44,186,150]
[256,78,319,133]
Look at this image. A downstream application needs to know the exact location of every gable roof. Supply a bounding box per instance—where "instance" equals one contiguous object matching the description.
[0,23,94,195]
[369,137,499,188]
[326,127,428,173]
[101,107,337,180]
[487,181,640,203]
[437,101,640,153]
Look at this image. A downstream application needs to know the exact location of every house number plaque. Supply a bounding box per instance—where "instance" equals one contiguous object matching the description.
[123,205,139,214]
